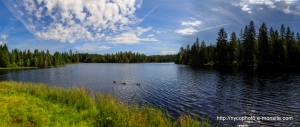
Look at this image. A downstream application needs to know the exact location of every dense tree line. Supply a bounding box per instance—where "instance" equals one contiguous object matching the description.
[78,52,175,63]
[0,45,79,68]
[176,21,300,67]
[0,45,175,68]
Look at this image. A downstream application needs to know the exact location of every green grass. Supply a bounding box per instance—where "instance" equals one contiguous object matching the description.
[0,81,210,127]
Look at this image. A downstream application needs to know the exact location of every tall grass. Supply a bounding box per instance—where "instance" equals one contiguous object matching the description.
[0,81,210,127]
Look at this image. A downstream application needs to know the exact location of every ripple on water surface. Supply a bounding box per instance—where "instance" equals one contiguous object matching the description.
[1,63,300,126]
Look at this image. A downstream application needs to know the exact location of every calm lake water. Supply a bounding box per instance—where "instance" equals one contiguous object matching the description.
[0,63,299,127]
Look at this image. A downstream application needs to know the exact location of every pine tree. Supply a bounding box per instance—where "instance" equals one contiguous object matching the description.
[258,22,269,65]
[0,44,10,67]
[229,32,239,65]
[216,27,228,64]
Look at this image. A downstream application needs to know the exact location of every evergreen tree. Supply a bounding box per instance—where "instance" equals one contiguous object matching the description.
[279,24,287,65]
[199,40,208,64]
[216,27,228,64]
[229,32,239,65]
[191,38,200,64]
[243,21,258,65]
[258,22,269,65]
[0,44,10,67]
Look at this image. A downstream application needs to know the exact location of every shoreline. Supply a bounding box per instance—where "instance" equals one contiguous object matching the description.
[0,67,38,70]
[0,81,210,127]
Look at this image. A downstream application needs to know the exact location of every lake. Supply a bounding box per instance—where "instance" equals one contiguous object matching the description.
[0,63,299,126]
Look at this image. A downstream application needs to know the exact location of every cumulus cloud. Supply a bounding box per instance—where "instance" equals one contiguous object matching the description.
[4,0,144,43]
[0,41,4,45]
[242,5,252,13]
[1,35,8,40]
[175,27,199,35]
[161,50,176,55]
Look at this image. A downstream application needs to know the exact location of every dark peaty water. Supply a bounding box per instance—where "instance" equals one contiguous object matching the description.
[0,63,299,127]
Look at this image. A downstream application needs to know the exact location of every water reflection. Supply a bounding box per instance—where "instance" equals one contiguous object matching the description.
[0,64,299,126]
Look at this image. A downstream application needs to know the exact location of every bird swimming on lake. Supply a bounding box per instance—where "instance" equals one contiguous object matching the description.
[136,83,140,86]
[122,82,126,85]
[113,81,116,84]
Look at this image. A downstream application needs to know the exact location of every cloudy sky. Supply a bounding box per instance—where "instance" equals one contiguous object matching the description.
[0,0,300,55]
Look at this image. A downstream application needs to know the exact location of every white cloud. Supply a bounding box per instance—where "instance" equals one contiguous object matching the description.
[75,43,111,52]
[148,34,154,37]
[175,27,199,35]
[232,0,299,13]
[161,50,176,55]
[248,0,297,4]
[108,32,160,44]
[4,0,144,43]
[212,8,219,11]
[181,18,202,26]
[108,27,153,44]
[99,46,111,50]
[1,35,8,40]
[242,5,252,13]
[181,20,202,26]
[233,2,253,13]
[156,30,167,34]
[109,33,140,44]
[0,41,4,45]
[265,1,276,8]
[135,27,152,36]
[140,38,159,42]
[284,6,291,13]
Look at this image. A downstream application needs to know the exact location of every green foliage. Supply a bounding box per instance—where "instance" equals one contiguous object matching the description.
[176,21,300,67]
[216,27,229,65]
[0,46,175,68]
[0,44,10,67]
[0,81,207,127]
[79,51,176,63]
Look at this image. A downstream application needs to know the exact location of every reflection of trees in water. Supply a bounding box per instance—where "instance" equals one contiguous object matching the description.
[0,71,8,81]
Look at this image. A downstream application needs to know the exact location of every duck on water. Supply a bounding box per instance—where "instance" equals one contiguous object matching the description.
[114,81,140,86]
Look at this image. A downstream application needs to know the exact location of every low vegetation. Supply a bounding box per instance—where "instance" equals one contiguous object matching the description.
[0,81,209,127]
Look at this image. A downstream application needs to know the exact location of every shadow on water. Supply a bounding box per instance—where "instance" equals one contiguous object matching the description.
[0,70,9,81]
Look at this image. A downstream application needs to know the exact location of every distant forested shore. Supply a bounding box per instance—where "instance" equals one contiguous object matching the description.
[176,21,300,67]
[0,44,175,68]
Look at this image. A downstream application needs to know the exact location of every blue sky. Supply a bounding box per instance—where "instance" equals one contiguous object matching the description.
[1,0,300,55]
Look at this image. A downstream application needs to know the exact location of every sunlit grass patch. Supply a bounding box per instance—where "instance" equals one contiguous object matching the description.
[0,81,210,127]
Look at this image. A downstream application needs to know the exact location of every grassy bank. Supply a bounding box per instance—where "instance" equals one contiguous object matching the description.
[0,81,209,127]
